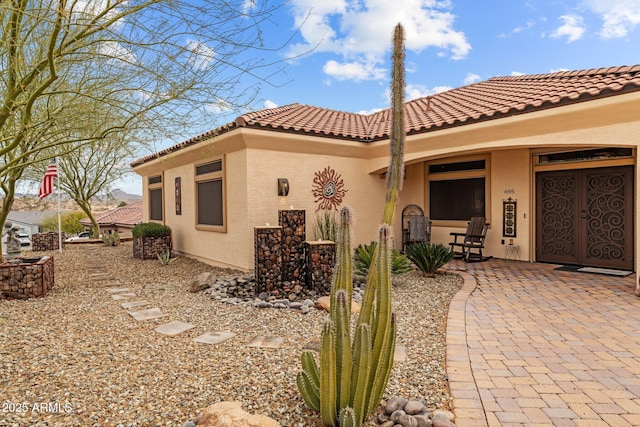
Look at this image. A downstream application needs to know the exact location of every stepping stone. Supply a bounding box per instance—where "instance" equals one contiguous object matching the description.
[247,336,285,349]
[154,321,195,336]
[128,308,166,321]
[193,331,236,345]
[121,300,150,309]
[111,292,137,300]
[105,287,130,293]
[394,345,407,362]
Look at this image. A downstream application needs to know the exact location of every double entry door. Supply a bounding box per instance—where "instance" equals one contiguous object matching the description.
[536,166,633,270]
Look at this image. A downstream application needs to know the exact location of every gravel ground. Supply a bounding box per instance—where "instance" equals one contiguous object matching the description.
[0,242,462,427]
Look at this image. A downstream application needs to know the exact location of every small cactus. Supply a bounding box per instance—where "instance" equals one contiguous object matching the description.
[297,23,407,426]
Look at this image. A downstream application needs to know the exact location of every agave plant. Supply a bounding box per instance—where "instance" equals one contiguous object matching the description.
[296,23,406,427]
[354,242,412,277]
[156,249,176,265]
[405,242,454,277]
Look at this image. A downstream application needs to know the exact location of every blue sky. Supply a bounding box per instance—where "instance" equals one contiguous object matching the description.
[255,0,640,114]
[120,0,640,195]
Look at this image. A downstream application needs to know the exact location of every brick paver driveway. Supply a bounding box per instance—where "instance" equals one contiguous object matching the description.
[445,259,640,426]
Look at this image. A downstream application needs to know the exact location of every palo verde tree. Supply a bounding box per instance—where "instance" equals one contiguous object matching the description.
[0,0,295,257]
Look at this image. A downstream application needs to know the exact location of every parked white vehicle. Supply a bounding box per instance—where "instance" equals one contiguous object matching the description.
[65,231,91,242]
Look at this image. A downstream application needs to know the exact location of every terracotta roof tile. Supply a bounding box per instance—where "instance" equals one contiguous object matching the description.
[80,201,142,227]
[132,65,640,167]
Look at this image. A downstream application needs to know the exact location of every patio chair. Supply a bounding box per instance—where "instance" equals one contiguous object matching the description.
[449,217,489,262]
[402,204,431,252]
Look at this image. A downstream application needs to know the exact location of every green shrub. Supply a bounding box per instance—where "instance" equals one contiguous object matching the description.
[102,231,120,246]
[131,222,171,238]
[405,242,454,277]
[353,241,413,277]
[313,210,337,242]
[40,211,86,234]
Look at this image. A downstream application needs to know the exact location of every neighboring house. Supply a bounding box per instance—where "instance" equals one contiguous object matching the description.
[79,201,142,234]
[5,210,59,237]
[131,65,640,274]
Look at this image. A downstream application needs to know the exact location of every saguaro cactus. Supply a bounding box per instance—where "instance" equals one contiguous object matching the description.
[297,23,406,426]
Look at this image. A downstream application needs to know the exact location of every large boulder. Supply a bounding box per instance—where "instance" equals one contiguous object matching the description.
[189,272,213,293]
[196,401,281,427]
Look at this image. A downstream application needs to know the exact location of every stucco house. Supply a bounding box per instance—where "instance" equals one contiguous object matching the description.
[79,201,142,235]
[131,65,640,279]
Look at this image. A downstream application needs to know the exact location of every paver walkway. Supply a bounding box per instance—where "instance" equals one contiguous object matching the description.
[446,259,640,427]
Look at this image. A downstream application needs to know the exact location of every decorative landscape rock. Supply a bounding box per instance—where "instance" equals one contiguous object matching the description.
[0,256,54,299]
[189,272,213,293]
[278,209,306,292]
[199,274,363,313]
[194,401,281,427]
[377,399,456,427]
[32,232,65,251]
[315,295,361,314]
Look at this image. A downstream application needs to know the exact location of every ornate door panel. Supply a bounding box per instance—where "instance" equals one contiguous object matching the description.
[581,167,633,270]
[536,166,633,270]
[536,171,579,265]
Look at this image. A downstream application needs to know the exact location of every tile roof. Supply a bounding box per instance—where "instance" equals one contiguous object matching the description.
[80,201,142,227]
[132,65,640,167]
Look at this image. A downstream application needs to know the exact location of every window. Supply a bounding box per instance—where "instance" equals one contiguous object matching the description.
[148,175,163,221]
[427,157,489,222]
[195,157,225,231]
[430,178,485,220]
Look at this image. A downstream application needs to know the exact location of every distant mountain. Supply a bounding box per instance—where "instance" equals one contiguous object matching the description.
[105,188,142,202]
[7,188,141,212]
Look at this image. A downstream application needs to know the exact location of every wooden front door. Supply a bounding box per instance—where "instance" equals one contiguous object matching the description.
[536,166,633,270]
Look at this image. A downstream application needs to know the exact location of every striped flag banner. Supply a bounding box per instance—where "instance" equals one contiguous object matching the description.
[38,159,58,199]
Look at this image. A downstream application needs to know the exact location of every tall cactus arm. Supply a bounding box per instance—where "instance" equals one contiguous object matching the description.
[350,323,371,425]
[335,290,352,411]
[297,371,320,412]
[382,23,406,226]
[372,225,392,348]
[320,321,337,426]
[301,350,320,390]
[356,245,379,331]
[330,206,354,319]
[367,312,397,416]
[339,407,357,427]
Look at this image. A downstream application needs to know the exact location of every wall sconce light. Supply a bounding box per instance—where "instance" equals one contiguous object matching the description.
[277,178,289,196]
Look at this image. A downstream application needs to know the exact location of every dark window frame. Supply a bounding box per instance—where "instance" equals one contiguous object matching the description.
[195,156,226,232]
[148,175,163,222]
[426,156,490,225]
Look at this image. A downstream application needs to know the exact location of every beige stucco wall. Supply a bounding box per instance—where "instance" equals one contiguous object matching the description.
[137,133,389,270]
[244,149,387,251]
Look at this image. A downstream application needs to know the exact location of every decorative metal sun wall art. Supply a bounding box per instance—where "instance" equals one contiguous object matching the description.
[312,166,347,211]
[503,197,517,238]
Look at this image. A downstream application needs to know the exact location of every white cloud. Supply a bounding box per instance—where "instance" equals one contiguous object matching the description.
[551,14,586,42]
[205,98,232,113]
[264,100,279,109]
[405,83,451,100]
[323,59,386,81]
[99,41,137,64]
[356,107,384,115]
[499,20,535,38]
[186,39,216,70]
[584,0,640,39]
[287,0,470,82]
[463,73,481,85]
[511,71,525,76]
